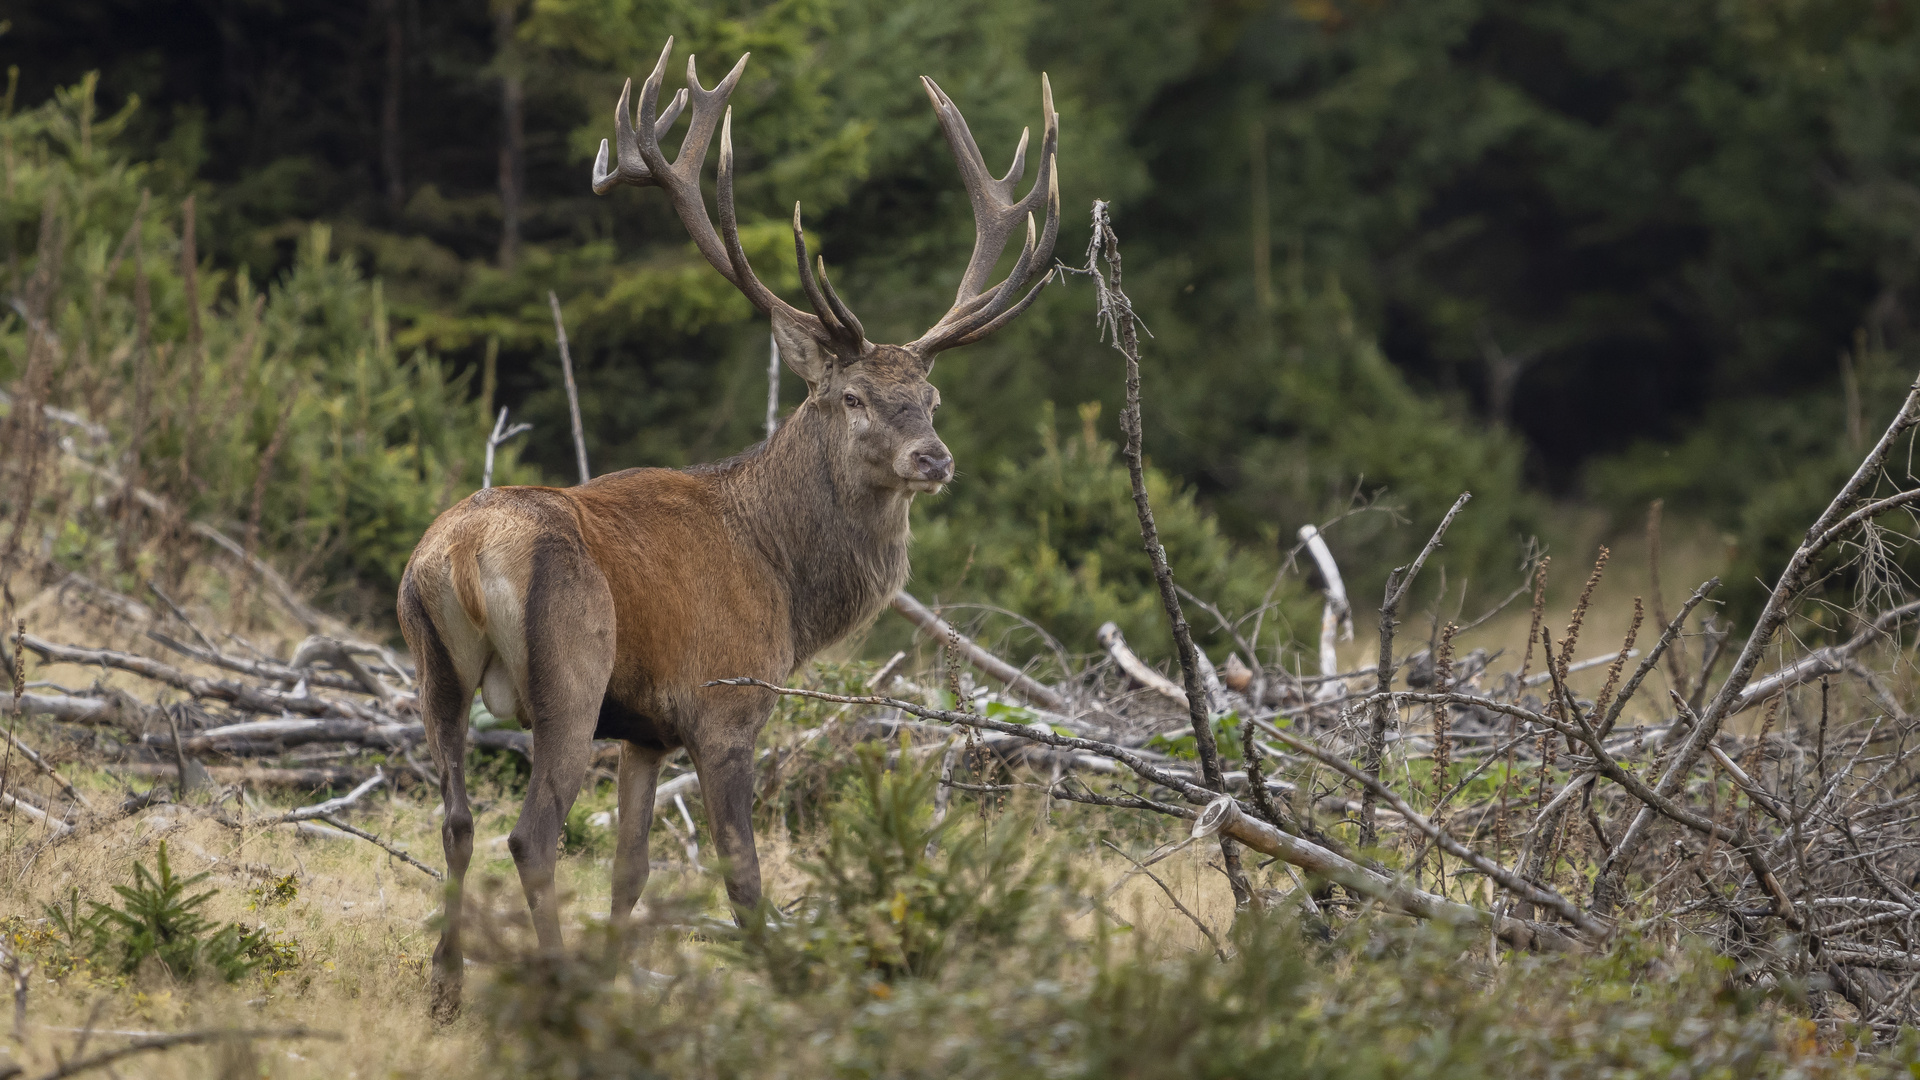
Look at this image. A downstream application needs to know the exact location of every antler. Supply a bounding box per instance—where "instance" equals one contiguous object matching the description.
[592,42,1061,360]
[909,74,1060,357]
[592,40,864,352]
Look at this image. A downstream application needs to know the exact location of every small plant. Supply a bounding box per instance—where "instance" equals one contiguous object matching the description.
[248,873,300,908]
[42,843,297,983]
[563,797,614,858]
[739,739,1073,990]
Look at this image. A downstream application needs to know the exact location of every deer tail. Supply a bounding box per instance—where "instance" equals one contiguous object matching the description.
[449,535,488,632]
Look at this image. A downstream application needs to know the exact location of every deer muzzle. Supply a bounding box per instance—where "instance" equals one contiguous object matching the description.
[901,441,954,491]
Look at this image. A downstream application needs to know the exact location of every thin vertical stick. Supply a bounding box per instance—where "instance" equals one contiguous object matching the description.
[165,705,192,799]
[1072,201,1250,905]
[549,291,590,485]
[1361,491,1472,847]
[178,195,203,483]
[118,191,153,571]
[3,624,21,804]
[766,332,781,438]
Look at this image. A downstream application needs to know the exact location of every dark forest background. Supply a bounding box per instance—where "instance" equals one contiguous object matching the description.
[5,0,1918,655]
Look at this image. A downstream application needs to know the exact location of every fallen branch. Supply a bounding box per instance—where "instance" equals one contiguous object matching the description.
[0,789,73,839]
[1597,378,1920,913]
[273,768,385,823]
[1260,722,1608,938]
[710,677,1581,952]
[1100,838,1226,961]
[19,635,386,722]
[1299,524,1354,680]
[309,813,441,880]
[1097,622,1187,707]
[117,764,374,787]
[0,729,91,809]
[890,592,1069,712]
[10,1026,336,1080]
[1728,599,1920,716]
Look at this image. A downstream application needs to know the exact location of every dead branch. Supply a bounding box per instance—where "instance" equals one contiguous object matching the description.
[890,591,1070,712]
[1597,378,1920,913]
[711,677,1581,951]
[1097,622,1188,707]
[10,1027,335,1080]
[0,729,89,810]
[272,768,386,823]
[18,634,387,723]
[549,290,591,485]
[1362,492,1472,846]
[1070,200,1249,902]
[1100,838,1227,960]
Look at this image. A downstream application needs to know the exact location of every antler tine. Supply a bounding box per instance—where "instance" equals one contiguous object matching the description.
[813,256,866,345]
[792,204,867,348]
[591,79,686,194]
[792,203,847,336]
[911,74,1060,357]
[923,74,1057,306]
[716,110,836,338]
[594,39,840,346]
[627,44,756,286]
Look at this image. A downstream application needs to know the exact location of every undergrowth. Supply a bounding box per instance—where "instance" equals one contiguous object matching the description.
[479,745,1908,1080]
[30,842,298,984]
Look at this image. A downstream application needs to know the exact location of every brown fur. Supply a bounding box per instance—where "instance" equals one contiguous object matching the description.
[398,332,950,1020]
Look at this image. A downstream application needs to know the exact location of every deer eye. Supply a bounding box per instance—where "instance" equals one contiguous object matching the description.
[843,393,863,409]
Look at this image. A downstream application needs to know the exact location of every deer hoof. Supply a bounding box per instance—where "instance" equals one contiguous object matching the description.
[429,973,463,1024]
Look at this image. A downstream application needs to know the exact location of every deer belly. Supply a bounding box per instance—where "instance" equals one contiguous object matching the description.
[480,656,522,723]
[595,696,674,749]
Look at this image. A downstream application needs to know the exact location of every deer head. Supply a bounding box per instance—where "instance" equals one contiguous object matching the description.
[592,40,1059,495]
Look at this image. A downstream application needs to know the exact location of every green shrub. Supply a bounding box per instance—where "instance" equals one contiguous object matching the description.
[737,739,1071,990]
[0,79,536,619]
[42,842,296,983]
[911,402,1312,665]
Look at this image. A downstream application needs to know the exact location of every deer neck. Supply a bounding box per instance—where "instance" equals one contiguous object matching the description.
[725,399,913,661]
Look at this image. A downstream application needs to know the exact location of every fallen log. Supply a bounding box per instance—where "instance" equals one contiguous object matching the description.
[0,691,120,725]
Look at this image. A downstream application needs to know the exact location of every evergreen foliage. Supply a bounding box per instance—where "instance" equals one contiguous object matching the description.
[0,80,532,617]
[42,843,291,983]
[10,0,1920,636]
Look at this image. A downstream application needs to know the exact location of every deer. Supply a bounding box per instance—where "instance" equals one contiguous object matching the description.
[396,38,1059,1019]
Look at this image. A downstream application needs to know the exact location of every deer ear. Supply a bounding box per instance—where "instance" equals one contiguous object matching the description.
[771,309,830,387]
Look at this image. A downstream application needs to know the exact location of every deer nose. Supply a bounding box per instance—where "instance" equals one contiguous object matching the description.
[913,448,954,482]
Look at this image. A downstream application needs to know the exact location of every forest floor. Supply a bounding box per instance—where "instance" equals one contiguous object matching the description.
[8,508,1874,1079]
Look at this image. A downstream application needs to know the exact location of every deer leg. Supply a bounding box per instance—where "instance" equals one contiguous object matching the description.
[611,742,665,922]
[430,731,475,1021]
[508,548,616,953]
[688,725,768,919]
[508,729,596,952]
[399,579,478,1024]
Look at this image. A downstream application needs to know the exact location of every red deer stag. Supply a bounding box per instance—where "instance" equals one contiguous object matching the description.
[397,38,1058,1018]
